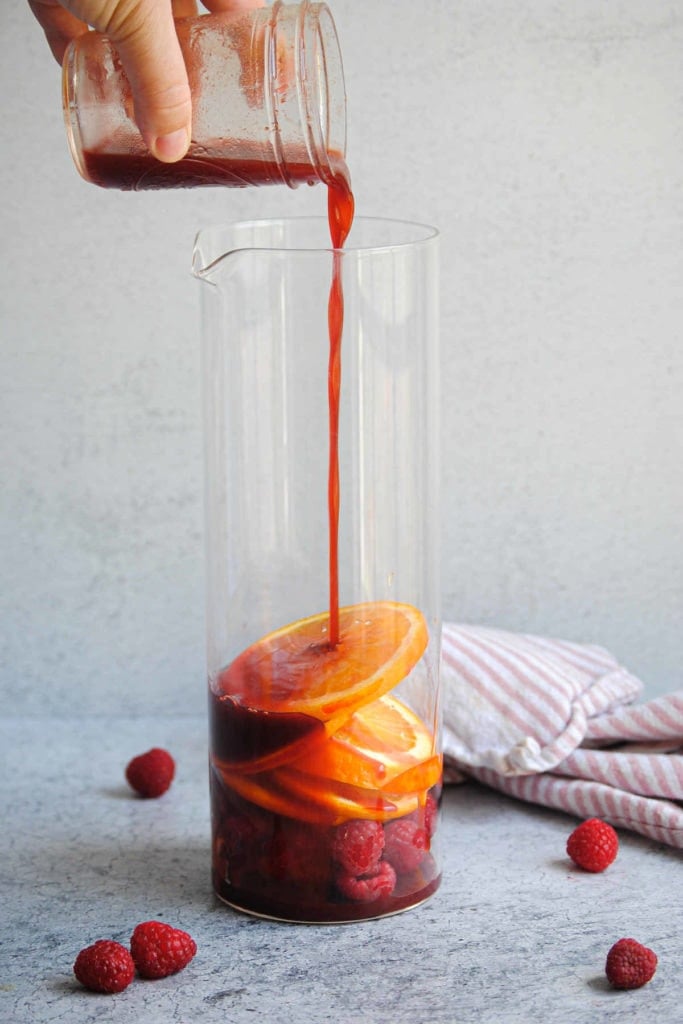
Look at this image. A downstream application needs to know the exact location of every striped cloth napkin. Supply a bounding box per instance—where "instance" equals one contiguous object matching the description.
[441,624,683,849]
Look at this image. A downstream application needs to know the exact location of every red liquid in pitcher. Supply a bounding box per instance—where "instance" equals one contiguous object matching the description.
[209,165,441,922]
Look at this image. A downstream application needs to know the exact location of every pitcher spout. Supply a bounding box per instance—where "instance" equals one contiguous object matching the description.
[192,227,241,284]
[192,217,349,286]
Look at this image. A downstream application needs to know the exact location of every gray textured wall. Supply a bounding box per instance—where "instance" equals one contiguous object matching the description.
[2,1,682,714]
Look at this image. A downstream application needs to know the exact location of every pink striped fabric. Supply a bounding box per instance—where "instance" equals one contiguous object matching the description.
[441,623,683,849]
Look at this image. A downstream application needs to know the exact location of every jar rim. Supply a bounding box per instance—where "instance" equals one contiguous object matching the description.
[270,1,347,188]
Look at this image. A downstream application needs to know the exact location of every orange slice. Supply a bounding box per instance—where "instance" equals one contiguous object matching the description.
[215,694,441,825]
[216,762,415,825]
[274,766,418,823]
[217,601,428,723]
[290,694,442,795]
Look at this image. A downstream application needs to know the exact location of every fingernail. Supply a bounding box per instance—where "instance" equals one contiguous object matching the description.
[151,128,190,163]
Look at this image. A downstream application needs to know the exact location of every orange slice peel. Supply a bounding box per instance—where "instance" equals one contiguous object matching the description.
[216,762,416,825]
[217,601,429,723]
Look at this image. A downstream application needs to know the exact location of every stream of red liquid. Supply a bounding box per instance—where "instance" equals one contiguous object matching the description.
[325,169,355,646]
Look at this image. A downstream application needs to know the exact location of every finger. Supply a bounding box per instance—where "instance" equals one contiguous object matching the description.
[27,0,89,63]
[97,0,193,161]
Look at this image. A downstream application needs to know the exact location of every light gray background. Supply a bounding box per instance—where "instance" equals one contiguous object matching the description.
[2,1,682,715]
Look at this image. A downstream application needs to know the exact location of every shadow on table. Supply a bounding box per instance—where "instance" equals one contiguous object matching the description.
[586,975,618,994]
[29,835,213,910]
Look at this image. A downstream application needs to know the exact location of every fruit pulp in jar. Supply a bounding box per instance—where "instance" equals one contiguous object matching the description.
[209,602,441,922]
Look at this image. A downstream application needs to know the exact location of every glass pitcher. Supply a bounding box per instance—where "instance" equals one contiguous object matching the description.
[193,217,441,922]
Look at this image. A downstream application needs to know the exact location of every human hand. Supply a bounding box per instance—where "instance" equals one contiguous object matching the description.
[28,0,264,161]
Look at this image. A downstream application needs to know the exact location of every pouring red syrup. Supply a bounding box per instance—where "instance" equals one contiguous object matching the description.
[326,166,355,646]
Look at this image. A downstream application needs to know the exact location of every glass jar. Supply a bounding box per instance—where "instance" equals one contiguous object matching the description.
[194,216,442,922]
[62,1,346,190]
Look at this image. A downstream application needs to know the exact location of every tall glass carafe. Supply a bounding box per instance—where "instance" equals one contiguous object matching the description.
[193,217,441,922]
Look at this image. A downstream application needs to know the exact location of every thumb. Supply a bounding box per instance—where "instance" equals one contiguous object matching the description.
[97,1,192,161]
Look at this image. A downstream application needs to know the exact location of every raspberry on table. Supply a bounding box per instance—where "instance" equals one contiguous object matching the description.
[125,748,175,798]
[130,921,197,979]
[335,860,397,902]
[383,818,428,874]
[605,938,658,989]
[331,819,384,876]
[73,939,135,994]
[566,817,618,872]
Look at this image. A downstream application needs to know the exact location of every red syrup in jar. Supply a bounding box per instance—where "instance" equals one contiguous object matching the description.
[79,149,328,190]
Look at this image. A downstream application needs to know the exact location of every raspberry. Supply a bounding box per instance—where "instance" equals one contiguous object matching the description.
[605,938,658,989]
[423,792,439,837]
[331,819,384,875]
[125,748,175,798]
[130,921,197,979]
[221,813,269,858]
[73,939,135,994]
[336,860,397,902]
[410,792,438,838]
[266,820,332,887]
[383,818,428,874]
[566,818,618,872]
